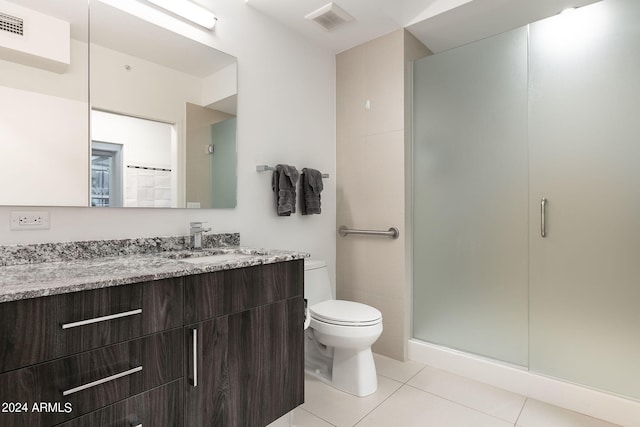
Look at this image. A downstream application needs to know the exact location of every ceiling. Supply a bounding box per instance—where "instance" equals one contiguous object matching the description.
[14,0,236,77]
[13,0,604,56]
[246,0,602,53]
[11,0,602,65]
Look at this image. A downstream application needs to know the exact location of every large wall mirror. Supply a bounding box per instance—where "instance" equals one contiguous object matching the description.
[0,0,237,208]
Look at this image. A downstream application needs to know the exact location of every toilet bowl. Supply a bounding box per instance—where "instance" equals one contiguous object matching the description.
[304,260,383,397]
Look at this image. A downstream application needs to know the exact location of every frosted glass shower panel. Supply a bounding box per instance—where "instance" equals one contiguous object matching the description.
[528,0,640,398]
[413,28,529,366]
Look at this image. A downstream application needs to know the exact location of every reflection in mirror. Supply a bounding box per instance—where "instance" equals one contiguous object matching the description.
[186,104,237,208]
[91,110,176,207]
[0,0,89,206]
[91,140,124,207]
[90,0,238,208]
[0,0,237,208]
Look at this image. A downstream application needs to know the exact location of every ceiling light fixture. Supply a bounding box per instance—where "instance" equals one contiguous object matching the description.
[559,7,578,15]
[146,0,217,29]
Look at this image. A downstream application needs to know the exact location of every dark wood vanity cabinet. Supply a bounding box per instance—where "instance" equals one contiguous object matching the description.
[184,260,305,427]
[0,277,184,427]
[0,259,304,427]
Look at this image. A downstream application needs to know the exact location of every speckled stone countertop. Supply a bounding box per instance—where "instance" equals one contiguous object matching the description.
[0,235,309,303]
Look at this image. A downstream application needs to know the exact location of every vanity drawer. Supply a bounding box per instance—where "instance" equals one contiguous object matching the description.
[0,329,182,427]
[184,259,303,323]
[0,277,183,372]
[56,379,183,427]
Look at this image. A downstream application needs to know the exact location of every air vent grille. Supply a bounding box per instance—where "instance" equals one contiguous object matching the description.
[0,12,23,36]
[305,3,354,32]
[312,11,345,31]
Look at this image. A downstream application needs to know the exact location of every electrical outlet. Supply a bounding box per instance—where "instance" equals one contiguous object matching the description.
[10,211,50,230]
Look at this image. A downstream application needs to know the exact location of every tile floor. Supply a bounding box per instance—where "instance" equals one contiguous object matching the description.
[268,354,622,427]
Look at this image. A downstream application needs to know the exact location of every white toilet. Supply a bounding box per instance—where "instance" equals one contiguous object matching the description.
[304,259,383,397]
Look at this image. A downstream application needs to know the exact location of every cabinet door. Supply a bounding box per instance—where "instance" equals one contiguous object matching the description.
[184,317,229,426]
[529,0,640,399]
[56,380,183,427]
[185,297,304,427]
[228,297,304,426]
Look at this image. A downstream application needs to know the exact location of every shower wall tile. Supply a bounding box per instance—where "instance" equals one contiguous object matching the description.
[365,30,405,136]
[337,46,367,140]
[336,30,429,361]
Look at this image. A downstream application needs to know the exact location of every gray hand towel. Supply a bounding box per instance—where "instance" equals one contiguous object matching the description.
[300,168,323,215]
[272,164,300,216]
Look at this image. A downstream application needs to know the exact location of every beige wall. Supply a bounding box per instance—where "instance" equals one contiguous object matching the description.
[336,29,430,361]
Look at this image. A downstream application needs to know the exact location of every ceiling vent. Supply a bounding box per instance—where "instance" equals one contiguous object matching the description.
[0,11,24,36]
[305,2,354,32]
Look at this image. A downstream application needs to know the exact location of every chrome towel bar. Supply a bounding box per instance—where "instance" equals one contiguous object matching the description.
[256,164,329,178]
[338,225,399,239]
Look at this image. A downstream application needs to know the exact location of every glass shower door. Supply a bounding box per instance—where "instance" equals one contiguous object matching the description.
[413,27,529,366]
[528,0,640,398]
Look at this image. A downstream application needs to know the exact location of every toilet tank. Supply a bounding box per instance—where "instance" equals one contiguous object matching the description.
[304,259,333,306]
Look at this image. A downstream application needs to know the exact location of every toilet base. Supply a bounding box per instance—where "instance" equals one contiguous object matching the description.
[331,346,378,397]
[304,331,378,397]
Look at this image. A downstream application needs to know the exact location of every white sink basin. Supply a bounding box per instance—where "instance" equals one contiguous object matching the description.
[178,253,253,264]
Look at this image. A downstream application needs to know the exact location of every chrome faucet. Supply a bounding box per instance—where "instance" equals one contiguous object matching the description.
[189,221,211,250]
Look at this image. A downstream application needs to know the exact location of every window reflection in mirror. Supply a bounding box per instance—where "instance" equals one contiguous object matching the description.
[91,141,123,207]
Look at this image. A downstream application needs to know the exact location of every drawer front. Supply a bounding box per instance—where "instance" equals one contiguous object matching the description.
[0,277,183,372]
[0,330,183,427]
[56,379,183,427]
[184,259,304,323]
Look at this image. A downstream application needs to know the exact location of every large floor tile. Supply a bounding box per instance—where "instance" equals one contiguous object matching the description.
[373,353,426,383]
[407,365,526,423]
[300,373,403,427]
[267,407,336,427]
[356,385,515,427]
[517,399,622,427]
[292,408,336,426]
[267,412,292,427]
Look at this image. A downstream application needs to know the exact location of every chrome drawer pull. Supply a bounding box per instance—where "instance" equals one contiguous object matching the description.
[61,309,143,329]
[192,328,198,387]
[62,366,143,396]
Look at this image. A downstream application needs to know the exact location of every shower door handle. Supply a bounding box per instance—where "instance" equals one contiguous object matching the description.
[541,198,547,238]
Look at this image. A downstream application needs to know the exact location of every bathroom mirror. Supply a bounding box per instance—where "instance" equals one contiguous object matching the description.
[90,0,237,208]
[0,0,237,208]
[0,0,89,207]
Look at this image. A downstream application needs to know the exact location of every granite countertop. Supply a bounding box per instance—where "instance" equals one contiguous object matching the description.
[0,236,309,303]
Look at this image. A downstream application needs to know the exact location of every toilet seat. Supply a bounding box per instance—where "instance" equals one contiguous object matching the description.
[310,300,382,327]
